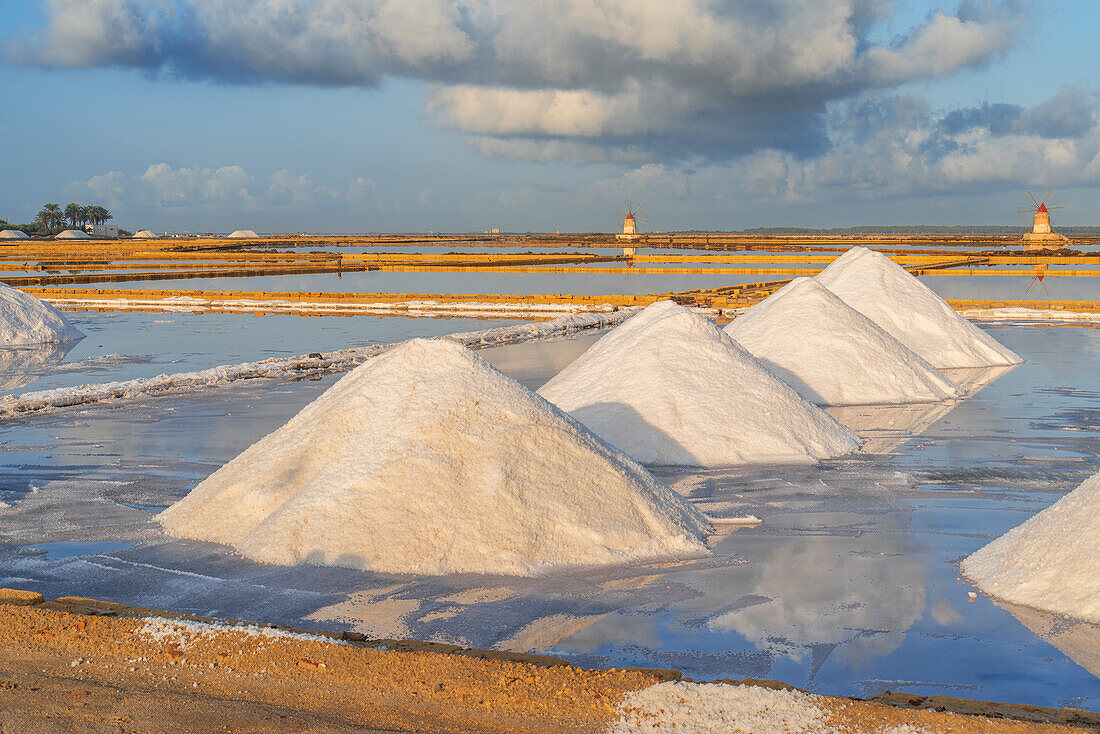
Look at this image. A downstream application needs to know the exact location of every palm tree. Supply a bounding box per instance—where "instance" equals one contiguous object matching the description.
[79,206,89,228]
[34,209,52,233]
[64,203,82,228]
[86,205,111,226]
[42,202,61,231]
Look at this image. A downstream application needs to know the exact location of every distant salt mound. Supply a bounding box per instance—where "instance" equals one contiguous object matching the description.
[726,278,961,406]
[158,339,709,576]
[0,282,84,347]
[962,470,1100,624]
[0,230,29,240]
[816,247,1021,368]
[132,230,158,239]
[227,230,260,239]
[55,229,90,240]
[537,301,861,467]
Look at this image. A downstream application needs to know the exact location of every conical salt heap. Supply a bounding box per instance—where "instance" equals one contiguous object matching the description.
[726,278,961,406]
[816,247,1022,368]
[537,300,861,467]
[0,281,85,347]
[159,339,710,576]
[961,469,1100,624]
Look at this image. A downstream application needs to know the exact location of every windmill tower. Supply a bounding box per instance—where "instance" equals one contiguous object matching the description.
[1019,189,1069,250]
[615,201,646,256]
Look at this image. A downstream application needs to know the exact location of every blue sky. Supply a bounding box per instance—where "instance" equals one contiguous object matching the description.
[2,1,1099,233]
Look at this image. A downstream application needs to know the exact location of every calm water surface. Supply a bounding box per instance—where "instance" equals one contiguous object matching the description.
[0,323,1097,708]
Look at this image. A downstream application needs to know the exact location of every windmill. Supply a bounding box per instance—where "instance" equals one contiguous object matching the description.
[1019,189,1069,251]
[615,201,646,258]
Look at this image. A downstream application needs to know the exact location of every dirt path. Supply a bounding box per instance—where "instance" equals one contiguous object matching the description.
[0,592,1095,733]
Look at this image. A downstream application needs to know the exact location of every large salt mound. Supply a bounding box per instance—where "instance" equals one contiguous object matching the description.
[0,230,29,240]
[132,230,158,239]
[0,282,84,347]
[158,338,709,576]
[227,229,260,239]
[726,278,960,406]
[961,469,1100,624]
[816,247,1021,368]
[537,300,861,466]
[54,229,90,240]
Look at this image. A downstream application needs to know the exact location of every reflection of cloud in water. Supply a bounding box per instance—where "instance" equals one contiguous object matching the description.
[0,341,77,392]
[996,600,1100,679]
[709,521,926,673]
[477,333,601,390]
[826,365,1016,453]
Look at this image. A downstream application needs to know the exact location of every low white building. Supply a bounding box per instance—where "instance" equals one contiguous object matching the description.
[89,224,119,238]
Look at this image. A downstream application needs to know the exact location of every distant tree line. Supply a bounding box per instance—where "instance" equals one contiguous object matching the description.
[26,202,113,235]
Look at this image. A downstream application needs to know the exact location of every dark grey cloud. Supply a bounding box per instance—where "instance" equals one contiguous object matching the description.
[11,0,1025,162]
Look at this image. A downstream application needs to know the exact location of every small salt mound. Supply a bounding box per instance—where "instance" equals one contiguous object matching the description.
[132,230,158,239]
[55,229,90,240]
[961,469,1100,624]
[611,681,826,734]
[537,301,860,467]
[227,229,260,238]
[726,278,960,405]
[816,247,1021,368]
[158,338,709,576]
[0,282,85,347]
[0,230,29,240]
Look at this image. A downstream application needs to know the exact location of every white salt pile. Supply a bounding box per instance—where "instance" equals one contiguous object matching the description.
[611,681,826,734]
[961,469,1100,624]
[816,247,1021,368]
[537,300,860,466]
[54,229,90,240]
[158,338,710,576]
[227,229,260,238]
[726,278,960,405]
[0,282,84,347]
[131,230,158,239]
[0,230,29,240]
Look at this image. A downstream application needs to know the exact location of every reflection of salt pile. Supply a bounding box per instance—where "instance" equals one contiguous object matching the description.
[726,278,960,405]
[817,247,1022,368]
[0,341,75,392]
[962,470,1100,624]
[159,339,710,576]
[0,282,84,347]
[538,301,860,466]
[227,229,260,239]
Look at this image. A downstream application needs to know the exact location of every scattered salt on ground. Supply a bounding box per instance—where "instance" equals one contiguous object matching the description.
[816,247,1022,368]
[538,300,861,467]
[962,307,1100,323]
[41,294,618,318]
[54,229,90,239]
[961,469,1100,624]
[159,338,709,576]
[227,229,260,238]
[0,282,84,347]
[0,309,634,417]
[137,618,346,649]
[726,278,960,406]
[610,681,826,734]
